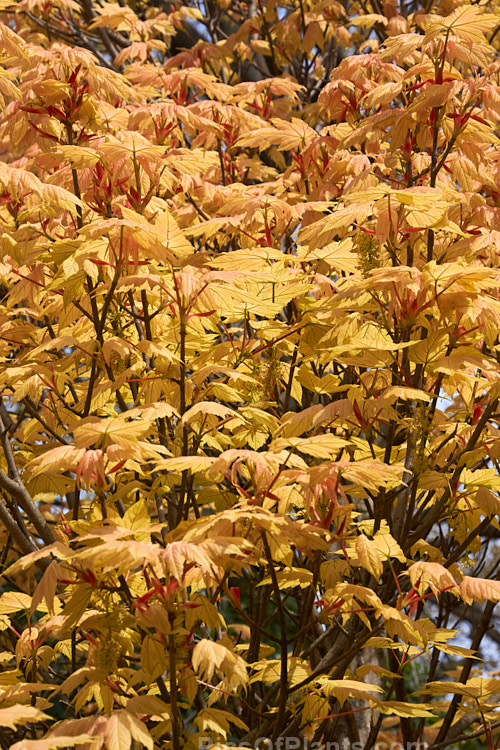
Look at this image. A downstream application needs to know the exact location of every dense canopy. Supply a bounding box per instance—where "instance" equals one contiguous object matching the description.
[0,0,500,748]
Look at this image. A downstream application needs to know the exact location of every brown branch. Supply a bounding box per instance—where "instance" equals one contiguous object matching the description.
[428,718,500,750]
[434,600,497,745]
[0,496,38,557]
[168,613,181,750]
[0,410,55,546]
[79,0,122,63]
[261,530,288,739]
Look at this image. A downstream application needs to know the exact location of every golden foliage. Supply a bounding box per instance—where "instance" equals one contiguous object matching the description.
[0,0,499,746]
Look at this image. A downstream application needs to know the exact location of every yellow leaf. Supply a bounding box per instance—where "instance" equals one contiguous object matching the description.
[43,183,84,213]
[121,499,151,531]
[125,402,179,421]
[30,561,61,616]
[259,568,313,589]
[382,387,431,403]
[141,636,168,682]
[192,640,248,689]
[342,460,405,492]
[376,701,436,718]
[373,528,406,563]
[317,677,383,706]
[250,39,271,56]
[381,606,428,648]
[474,487,500,516]
[418,678,500,699]
[356,534,383,580]
[461,467,500,491]
[0,705,50,730]
[57,146,100,169]
[153,207,193,259]
[249,657,310,686]
[63,584,93,630]
[185,593,226,631]
[3,543,70,577]
[125,695,171,720]
[196,708,248,735]
[300,238,358,273]
[0,22,28,60]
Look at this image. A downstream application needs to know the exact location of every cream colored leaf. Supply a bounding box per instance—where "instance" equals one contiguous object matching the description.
[270,434,351,458]
[103,712,132,750]
[360,82,402,109]
[10,738,94,750]
[153,207,193,259]
[154,456,215,473]
[125,402,179,421]
[88,2,138,30]
[192,639,248,689]
[161,541,215,581]
[43,183,84,212]
[433,5,497,43]
[74,417,150,448]
[121,712,154,750]
[28,446,86,478]
[192,640,227,679]
[57,146,100,169]
[407,562,459,597]
[382,387,431,403]
[349,13,387,27]
[181,402,245,426]
[30,561,61,617]
[0,591,32,614]
[459,576,500,605]
[0,705,50,730]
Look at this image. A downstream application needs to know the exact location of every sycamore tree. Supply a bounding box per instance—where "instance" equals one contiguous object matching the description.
[0,0,500,748]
